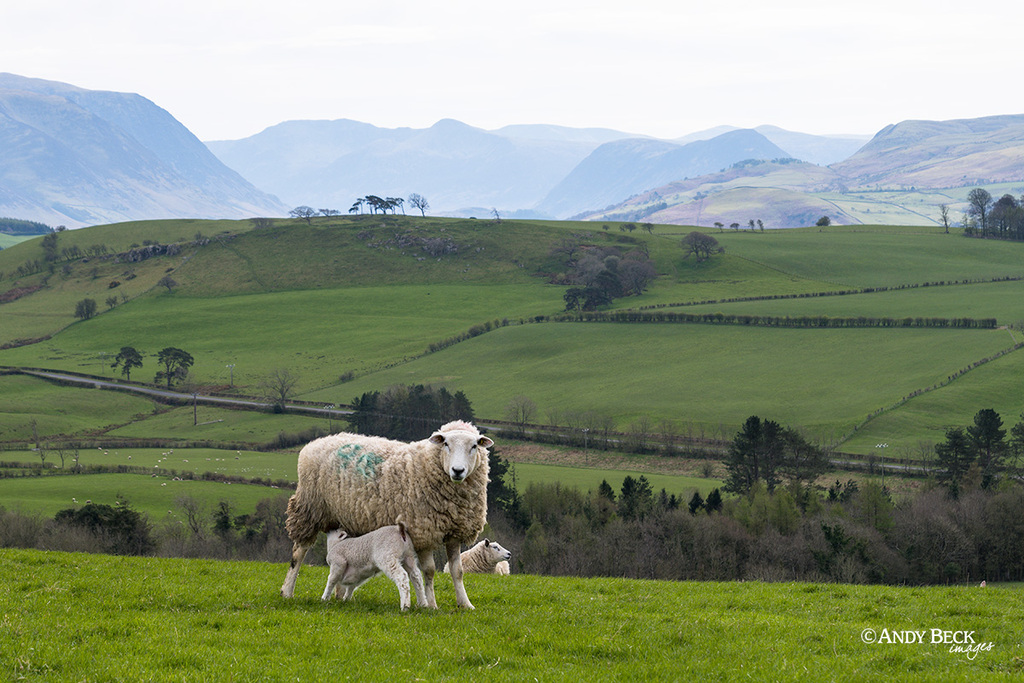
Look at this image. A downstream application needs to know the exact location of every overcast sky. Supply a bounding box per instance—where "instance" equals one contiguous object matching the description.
[3,0,1023,142]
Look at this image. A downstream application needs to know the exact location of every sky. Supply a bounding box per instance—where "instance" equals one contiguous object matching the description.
[3,0,1023,142]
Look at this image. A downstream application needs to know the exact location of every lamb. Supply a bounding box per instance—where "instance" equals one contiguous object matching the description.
[443,538,512,575]
[281,420,493,610]
[321,523,426,610]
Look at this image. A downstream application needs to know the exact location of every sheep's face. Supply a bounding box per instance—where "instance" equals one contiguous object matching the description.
[430,430,493,482]
[483,539,512,564]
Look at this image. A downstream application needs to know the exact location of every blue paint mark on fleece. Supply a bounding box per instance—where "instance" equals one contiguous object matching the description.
[335,444,384,478]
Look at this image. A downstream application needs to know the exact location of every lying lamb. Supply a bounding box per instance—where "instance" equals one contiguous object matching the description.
[321,523,426,611]
[444,538,512,575]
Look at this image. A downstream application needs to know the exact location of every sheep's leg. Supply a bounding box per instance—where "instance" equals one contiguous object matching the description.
[405,555,428,608]
[382,559,412,610]
[281,541,311,598]
[417,548,439,609]
[446,539,475,610]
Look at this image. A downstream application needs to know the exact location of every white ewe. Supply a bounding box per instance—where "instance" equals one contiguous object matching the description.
[281,420,492,609]
[321,523,426,610]
[443,538,512,575]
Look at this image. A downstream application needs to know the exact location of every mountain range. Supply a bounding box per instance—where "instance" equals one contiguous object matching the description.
[0,73,286,228]
[2,74,1023,230]
[207,119,869,221]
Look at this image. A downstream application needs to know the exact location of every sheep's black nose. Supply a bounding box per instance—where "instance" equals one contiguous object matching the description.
[451,467,465,479]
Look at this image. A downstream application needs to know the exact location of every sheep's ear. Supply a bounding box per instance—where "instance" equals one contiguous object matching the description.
[429,433,445,445]
[477,436,494,448]
[484,539,491,547]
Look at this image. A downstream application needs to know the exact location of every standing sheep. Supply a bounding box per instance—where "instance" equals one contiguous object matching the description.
[281,420,493,610]
[443,538,512,575]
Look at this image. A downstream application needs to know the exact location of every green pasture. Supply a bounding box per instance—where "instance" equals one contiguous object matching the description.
[681,279,1024,324]
[305,322,1014,440]
[511,462,720,498]
[842,344,1024,455]
[0,242,187,344]
[0,473,288,519]
[0,373,160,442]
[0,283,566,391]
[0,233,33,250]
[106,404,336,445]
[2,548,1021,681]
[1,447,298,481]
[715,226,1024,288]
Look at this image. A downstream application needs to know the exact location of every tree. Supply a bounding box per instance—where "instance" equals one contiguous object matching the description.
[967,188,992,233]
[704,488,723,513]
[157,275,177,292]
[935,427,974,492]
[816,216,831,227]
[730,222,740,230]
[505,395,537,437]
[682,231,721,262]
[111,346,143,381]
[408,193,429,217]
[618,475,654,520]
[260,368,299,412]
[967,408,1007,487]
[318,208,340,218]
[289,206,316,223]
[41,230,59,262]
[748,219,756,231]
[713,221,724,231]
[939,204,951,233]
[74,298,98,320]
[688,491,705,514]
[724,416,785,494]
[757,219,765,231]
[779,428,828,484]
[349,198,364,215]
[155,347,194,389]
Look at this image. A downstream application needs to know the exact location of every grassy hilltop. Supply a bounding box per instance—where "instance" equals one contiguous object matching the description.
[4,216,1024,457]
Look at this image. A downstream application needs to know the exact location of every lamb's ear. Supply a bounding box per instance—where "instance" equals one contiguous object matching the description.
[477,436,494,448]
[484,539,491,547]
[429,433,445,445]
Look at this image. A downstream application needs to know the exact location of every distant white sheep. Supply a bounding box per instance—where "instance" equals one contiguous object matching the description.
[443,538,512,575]
[281,420,493,609]
[322,523,426,610]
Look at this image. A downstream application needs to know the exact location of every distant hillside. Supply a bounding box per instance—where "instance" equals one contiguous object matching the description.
[831,114,1024,188]
[536,130,791,218]
[207,119,614,214]
[591,115,1024,228]
[0,73,287,228]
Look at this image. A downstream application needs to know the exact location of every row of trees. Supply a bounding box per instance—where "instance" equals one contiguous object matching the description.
[348,384,475,442]
[107,345,194,388]
[962,188,1024,239]
[289,194,430,223]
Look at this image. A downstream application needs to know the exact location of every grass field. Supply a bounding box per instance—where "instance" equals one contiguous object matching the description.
[305,322,1014,440]
[1,548,1020,681]
[0,473,289,519]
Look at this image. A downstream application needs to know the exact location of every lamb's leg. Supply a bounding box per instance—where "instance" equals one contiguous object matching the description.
[446,539,475,610]
[417,548,439,609]
[382,559,412,611]
[281,541,311,598]
[404,555,428,608]
[321,560,345,601]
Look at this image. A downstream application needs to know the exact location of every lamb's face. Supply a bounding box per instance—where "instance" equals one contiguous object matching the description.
[483,539,512,564]
[430,430,493,482]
